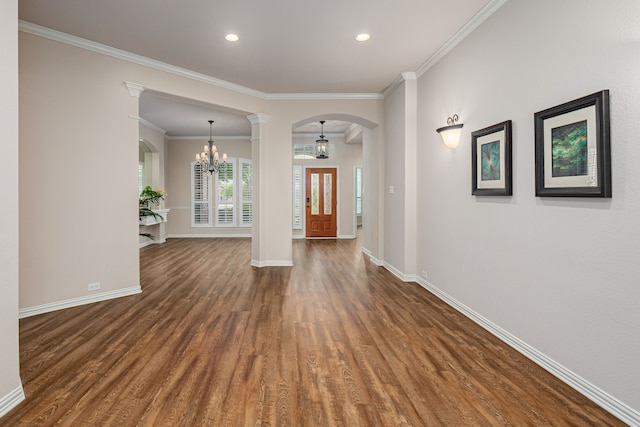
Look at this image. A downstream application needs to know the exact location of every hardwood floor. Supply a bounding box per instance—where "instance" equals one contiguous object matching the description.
[4,237,623,426]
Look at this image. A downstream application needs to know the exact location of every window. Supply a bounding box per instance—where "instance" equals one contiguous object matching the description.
[293,143,335,159]
[240,159,252,226]
[355,167,362,215]
[216,157,235,226]
[191,162,212,227]
[292,166,303,229]
[191,157,252,227]
[138,161,144,194]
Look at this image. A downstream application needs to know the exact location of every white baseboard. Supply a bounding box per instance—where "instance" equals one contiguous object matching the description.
[337,234,357,239]
[19,286,142,319]
[0,385,25,418]
[382,261,418,283]
[167,233,251,238]
[250,260,294,267]
[139,238,165,248]
[414,277,640,426]
[361,247,383,266]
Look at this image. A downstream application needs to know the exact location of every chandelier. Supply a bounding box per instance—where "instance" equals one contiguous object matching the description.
[315,120,329,159]
[195,120,227,174]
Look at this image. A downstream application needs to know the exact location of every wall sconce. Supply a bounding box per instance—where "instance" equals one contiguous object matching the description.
[436,114,464,149]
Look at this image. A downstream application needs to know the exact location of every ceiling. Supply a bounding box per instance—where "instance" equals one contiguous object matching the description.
[19,0,494,137]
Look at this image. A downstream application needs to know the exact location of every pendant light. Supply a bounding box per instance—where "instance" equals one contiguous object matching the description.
[316,120,329,159]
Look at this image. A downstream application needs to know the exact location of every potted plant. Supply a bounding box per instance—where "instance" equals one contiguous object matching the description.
[139,186,167,239]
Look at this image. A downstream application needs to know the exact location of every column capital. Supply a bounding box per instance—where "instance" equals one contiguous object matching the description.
[247,113,272,125]
[401,72,417,81]
[124,81,145,98]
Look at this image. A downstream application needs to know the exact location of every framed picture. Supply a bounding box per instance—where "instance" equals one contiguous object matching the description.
[472,120,512,196]
[534,90,611,197]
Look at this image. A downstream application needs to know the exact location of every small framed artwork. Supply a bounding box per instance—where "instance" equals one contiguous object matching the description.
[534,90,611,197]
[472,120,512,196]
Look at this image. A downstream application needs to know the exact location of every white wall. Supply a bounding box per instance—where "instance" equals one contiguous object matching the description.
[384,75,418,278]
[414,0,640,414]
[0,0,24,415]
[383,81,407,271]
[19,32,141,310]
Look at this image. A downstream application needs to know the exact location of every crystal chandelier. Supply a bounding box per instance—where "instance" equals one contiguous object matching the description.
[195,120,227,174]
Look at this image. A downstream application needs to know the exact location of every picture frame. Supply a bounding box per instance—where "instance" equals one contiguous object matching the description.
[471,120,512,196]
[534,90,611,197]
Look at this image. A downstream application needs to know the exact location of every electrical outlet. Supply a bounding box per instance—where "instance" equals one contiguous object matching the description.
[88,282,101,292]
[422,270,428,279]
[389,185,395,194]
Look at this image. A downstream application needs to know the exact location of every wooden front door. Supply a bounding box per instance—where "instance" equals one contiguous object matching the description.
[305,168,337,238]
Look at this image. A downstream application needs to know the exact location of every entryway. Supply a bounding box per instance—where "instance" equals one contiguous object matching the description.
[305,167,337,238]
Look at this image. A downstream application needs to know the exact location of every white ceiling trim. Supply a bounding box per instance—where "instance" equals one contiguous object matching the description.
[18,21,266,99]
[293,133,347,138]
[381,71,417,98]
[18,20,383,101]
[138,117,166,134]
[382,0,508,97]
[166,135,251,141]
[265,93,383,101]
[415,0,509,78]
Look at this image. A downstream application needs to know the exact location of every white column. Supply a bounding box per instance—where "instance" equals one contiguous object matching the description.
[247,113,271,266]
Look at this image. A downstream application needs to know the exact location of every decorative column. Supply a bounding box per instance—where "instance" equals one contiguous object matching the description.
[247,113,271,266]
[124,81,145,98]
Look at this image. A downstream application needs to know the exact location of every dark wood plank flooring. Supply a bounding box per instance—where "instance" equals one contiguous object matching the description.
[3,237,624,426]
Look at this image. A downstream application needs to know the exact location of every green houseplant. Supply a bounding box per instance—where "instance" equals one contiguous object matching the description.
[139,186,167,240]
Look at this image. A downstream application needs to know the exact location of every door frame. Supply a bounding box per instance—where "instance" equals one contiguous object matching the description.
[302,165,340,238]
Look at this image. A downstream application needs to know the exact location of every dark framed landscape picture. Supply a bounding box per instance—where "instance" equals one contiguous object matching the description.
[471,120,512,196]
[534,90,611,197]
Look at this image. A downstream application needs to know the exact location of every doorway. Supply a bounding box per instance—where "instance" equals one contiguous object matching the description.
[305,168,337,238]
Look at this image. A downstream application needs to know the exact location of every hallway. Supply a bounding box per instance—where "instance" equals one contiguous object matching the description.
[5,237,622,425]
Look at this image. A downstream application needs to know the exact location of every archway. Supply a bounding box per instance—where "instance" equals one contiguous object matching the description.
[292,114,383,262]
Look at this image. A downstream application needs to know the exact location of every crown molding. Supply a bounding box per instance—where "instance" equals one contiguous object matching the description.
[18,20,384,101]
[19,20,267,99]
[124,81,145,98]
[292,132,347,138]
[247,113,272,125]
[401,72,417,81]
[415,0,509,77]
[382,72,415,98]
[383,0,508,98]
[266,92,383,100]
[138,117,166,134]
[166,135,251,141]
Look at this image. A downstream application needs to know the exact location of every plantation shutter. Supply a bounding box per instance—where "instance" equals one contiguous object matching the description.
[138,162,144,194]
[240,159,252,226]
[292,166,303,229]
[216,158,235,226]
[355,167,363,215]
[191,162,212,227]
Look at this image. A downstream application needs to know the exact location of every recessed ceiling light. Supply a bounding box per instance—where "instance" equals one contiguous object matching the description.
[225,34,239,42]
[355,33,371,42]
